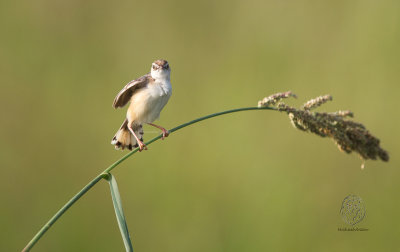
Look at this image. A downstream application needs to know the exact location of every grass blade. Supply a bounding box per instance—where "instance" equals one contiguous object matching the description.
[105,173,133,252]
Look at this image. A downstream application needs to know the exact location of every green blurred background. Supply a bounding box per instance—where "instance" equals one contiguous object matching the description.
[1,0,399,251]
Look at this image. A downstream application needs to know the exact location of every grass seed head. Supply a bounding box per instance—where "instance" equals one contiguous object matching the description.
[258,92,389,165]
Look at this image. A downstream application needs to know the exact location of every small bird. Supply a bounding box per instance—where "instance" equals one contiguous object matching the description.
[111,59,172,151]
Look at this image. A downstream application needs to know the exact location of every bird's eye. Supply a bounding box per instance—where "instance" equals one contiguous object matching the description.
[152,65,157,70]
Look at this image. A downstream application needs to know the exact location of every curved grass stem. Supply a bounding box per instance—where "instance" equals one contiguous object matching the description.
[22,106,275,252]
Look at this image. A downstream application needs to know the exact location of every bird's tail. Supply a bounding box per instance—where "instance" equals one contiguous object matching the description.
[111,119,143,150]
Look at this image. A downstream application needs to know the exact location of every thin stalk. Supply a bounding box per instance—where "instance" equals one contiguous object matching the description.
[22,175,105,252]
[22,106,275,252]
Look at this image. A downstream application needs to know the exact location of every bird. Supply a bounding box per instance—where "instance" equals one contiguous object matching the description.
[111,59,172,151]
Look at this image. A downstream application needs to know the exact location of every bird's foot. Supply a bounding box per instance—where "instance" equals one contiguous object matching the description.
[147,123,170,140]
[161,128,170,140]
[138,141,148,152]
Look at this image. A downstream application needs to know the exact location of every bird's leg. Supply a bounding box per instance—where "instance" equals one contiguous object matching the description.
[147,123,169,140]
[128,124,147,151]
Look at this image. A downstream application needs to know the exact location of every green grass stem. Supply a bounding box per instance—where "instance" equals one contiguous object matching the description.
[22,106,275,252]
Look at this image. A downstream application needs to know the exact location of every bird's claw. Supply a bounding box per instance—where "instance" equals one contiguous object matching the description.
[161,129,170,140]
[138,142,148,152]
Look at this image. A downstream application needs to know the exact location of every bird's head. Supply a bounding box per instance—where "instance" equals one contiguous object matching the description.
[150,59,170,80]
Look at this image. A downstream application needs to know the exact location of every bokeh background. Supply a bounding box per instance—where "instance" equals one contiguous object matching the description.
[1,0,399,251]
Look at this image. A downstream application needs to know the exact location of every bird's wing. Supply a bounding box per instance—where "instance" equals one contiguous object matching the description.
[112,73,151,108]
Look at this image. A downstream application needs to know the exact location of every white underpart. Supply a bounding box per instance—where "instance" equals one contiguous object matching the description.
[127,68,172,124]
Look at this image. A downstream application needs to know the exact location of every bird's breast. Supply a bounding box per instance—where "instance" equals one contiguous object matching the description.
[127,80,172,123]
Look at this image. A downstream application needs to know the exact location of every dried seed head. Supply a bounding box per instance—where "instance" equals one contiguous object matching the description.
[258,92,389,166]
[302,95,332,110]
[329,110,354,118]
[258,91,297,107]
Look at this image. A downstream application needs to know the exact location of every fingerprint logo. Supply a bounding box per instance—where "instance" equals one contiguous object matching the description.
[340,195,366,226]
